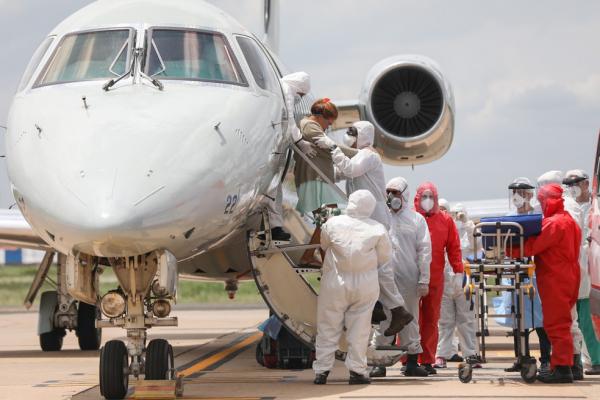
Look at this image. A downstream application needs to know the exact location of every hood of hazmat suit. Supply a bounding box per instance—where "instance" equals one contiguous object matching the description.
[281,72,311,143]
[331,123,390,228]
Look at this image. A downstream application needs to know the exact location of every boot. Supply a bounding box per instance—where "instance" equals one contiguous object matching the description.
[504,360,521,372]
[539,360,551,375]
[537,366,573,384]
[383,306,414,336]
[371,302,387,324]
[585,365,600,375]
[572,354,584,381]
[422,363,437,375]
[448,353,464,362]
[369,366,386,378]
[313,371,329,385]
[348,371,370,385]
[403,354,429,377]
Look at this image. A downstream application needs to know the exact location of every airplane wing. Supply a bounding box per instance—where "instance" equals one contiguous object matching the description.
[0,209,52,251]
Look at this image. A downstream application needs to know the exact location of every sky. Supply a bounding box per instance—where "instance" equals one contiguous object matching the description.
[0,0,598,207]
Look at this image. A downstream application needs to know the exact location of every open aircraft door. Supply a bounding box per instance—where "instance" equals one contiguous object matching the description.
[248,207,319,348]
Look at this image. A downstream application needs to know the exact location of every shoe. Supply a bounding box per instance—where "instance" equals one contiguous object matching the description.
[537,366,573,384]
[314,371,329,384]
[504,361,521,372]
[383,306,414,336]
[465,355,482,369]
[271,227,291,241]
[539,361,551,375]
[448,353,464,362]
[422,363,437,375]
[349,371,370,385]
[572,354,584,381]
[585,364,600,375]
[369,366,386,378]
[371,302,387,324]
[434,357,447,368]
[403,354,429,377]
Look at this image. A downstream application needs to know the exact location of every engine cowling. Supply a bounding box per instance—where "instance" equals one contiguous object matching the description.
[359,55,455,165]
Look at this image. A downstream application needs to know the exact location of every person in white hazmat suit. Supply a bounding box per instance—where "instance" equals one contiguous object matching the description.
[313,190,392,385]
[369,177,432,378]
[264,72,317,241]
[537,170,585,380]
[564,169,600,375]
[435,203,480,368]
[315,122,414,336]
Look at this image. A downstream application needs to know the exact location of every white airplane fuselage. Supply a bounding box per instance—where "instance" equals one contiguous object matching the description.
[7,0,289,270]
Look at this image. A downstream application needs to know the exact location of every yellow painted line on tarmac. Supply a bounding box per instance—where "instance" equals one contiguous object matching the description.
[178,332,262,378]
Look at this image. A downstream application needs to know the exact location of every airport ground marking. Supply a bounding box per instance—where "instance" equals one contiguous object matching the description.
[178,332,262,378]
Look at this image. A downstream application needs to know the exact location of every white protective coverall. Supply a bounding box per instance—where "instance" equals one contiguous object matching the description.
[536,170,584,354]
[372,177,432,354]
[436,204,478,359]
[266,72,312,229]
[328,121,405,310]
[313,190,391,376]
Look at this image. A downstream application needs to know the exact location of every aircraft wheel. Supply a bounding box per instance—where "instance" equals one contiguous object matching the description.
[100,340,129,400]
[458,363,473,383]
[255,342,265,366]
[39,327,65,351]
[145,339,174,380]
[77,301,102,350]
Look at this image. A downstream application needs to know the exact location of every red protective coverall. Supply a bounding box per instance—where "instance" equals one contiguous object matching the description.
[414,182,463,364]
[524,184,581,368]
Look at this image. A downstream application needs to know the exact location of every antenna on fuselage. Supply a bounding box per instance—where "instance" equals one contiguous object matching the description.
[263,0,280,54]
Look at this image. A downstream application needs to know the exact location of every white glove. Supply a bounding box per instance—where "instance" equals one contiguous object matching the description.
[417,283,429,298]
[451,273,464,295]
[315,136,336,150]
[296,139,317,158]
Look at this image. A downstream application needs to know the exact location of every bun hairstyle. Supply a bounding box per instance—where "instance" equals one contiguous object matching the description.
[311,98,338,120]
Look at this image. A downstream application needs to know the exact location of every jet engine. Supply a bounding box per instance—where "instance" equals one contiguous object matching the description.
[359,55,455,165]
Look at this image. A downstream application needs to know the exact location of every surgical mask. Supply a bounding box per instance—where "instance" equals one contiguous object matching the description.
[343,134,357,147]
[568,186,582,199]
[512,193,525,208]
[421,198,434,212]
[455,220,464,230]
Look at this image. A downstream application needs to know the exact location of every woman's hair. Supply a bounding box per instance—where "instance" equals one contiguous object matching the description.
[311,98,338,120]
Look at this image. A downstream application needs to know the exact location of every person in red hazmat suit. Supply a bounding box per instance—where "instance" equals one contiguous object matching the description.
[524,184,582,383]
[413,182,463,374]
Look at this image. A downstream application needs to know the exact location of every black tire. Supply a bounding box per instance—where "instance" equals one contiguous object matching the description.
[100,340,129,399]
[458,363,473,383]
[39,328,65,351]
[255,342,265,366]
[521,363,537,383]
[145,339,174,380]
[77,302,102,350]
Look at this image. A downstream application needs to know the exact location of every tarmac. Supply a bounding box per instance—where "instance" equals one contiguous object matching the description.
[0,305,598,400]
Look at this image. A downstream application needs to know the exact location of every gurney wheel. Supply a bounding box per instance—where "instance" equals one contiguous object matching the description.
[520,363,537,383]
[458,363,473,383]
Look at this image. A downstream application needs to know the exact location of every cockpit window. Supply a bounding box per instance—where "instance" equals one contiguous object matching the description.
[18,36,55,91]
[35,29,132,86]
[144,29,245,85]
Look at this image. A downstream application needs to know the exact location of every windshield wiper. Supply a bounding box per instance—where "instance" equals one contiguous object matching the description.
[103,47,164,92]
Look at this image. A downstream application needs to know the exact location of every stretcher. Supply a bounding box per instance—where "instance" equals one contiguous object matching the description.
[459,215,542,383]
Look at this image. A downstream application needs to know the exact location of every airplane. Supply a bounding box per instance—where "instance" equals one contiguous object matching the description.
[2,0,456,398]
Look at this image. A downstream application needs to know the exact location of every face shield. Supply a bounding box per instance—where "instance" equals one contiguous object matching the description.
[563,171,590,201]
[508,186,535,214]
